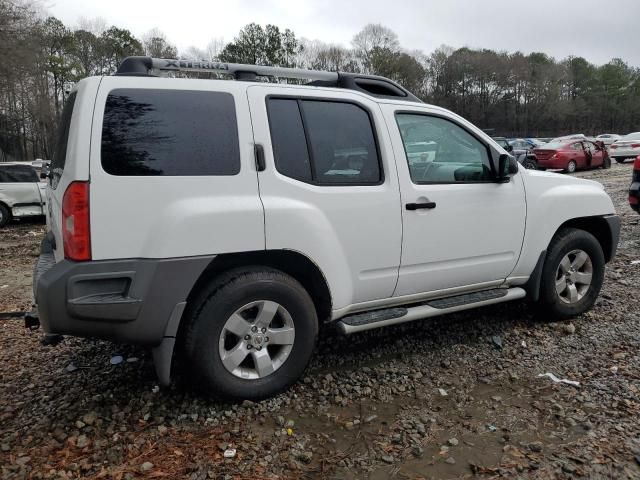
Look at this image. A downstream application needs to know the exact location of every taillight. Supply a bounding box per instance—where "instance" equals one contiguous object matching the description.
[634,156,640,170]
[630,196,639,205]
[631,143,640,149]
[62,181,91,261]
[550,152,562,160]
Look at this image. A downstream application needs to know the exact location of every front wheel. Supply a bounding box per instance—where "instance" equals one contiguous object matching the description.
[565,160,577,173]
[182,267,318,400]
[538,228,605,320]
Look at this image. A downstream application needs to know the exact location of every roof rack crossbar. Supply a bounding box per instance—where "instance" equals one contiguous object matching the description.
[116,56,339,82]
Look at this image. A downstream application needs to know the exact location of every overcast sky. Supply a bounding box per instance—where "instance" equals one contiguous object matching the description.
[47,0,640,66]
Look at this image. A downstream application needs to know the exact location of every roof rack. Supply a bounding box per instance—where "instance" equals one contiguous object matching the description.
[115,56,422,102]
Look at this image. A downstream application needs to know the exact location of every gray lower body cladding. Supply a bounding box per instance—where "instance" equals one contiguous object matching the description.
[34,245,213,345]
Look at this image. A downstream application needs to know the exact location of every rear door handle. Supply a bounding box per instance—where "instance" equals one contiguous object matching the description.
[254,144,266,172]
[406,201,436,210]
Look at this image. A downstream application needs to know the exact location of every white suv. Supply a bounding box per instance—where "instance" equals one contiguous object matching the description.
[33,57,620,400]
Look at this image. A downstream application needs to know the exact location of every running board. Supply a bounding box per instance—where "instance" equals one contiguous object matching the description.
[336,287,526,335]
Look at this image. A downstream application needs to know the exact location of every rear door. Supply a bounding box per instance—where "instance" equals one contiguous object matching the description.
[570,142,586,167]
[247,86,402,311]
[89,77,264,260]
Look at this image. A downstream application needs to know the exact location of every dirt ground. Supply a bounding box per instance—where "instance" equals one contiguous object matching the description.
[1,163,639,479]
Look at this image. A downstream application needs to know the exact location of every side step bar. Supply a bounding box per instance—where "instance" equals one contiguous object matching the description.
[336,287,526,335]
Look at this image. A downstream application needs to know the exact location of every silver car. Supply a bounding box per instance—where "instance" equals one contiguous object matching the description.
[596,133,621,147]
[609,132,640,163]
[0,163,46,228]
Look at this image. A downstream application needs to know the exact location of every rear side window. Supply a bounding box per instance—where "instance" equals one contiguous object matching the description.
[267,99,312,182]
[50,92,77,189]
[267,98,381,185]
[0,165,39,183]
[101,89,240,176]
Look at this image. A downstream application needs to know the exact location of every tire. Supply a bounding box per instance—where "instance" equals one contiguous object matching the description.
[0,203,10,228]
[523,158,538,170]
[538,228,605,320]
[614,157,626,163]
[565,160,577,173]
[182,267,318,401]
[602,156,611,169]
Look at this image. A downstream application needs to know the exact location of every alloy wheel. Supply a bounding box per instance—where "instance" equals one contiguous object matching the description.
[555,249,593,304]
[218,300,295,379]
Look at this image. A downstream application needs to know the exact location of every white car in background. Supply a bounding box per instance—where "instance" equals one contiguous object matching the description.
[0,162,47,227]
[609,132,640,163]
[596,134,621,147]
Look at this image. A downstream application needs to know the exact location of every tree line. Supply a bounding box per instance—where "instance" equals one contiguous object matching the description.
[1,0,639,162]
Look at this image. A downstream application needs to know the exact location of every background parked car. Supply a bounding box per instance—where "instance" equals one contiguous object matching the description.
[533,139,610,173]
[0,162,46,227]
[609,132,640,163]
[548,134,587,143]
[630,156,640,212]
[510,138,546,150]
[493,137,538,169]
[596,133,621,147]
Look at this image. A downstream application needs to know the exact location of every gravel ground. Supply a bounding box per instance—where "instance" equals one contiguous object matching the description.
[1,163,639,479]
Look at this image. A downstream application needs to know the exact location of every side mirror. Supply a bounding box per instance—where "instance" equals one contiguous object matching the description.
[497,154,518,182]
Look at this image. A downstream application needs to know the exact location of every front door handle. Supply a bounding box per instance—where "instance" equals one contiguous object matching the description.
[406,201,436,210]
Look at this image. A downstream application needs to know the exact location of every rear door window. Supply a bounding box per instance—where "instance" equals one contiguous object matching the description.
[50,92,77,189]
[101,89,240,176]
[267,98,381,185]
[0,165,39,183]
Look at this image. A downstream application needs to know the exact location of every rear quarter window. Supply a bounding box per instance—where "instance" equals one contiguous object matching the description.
[50,92,77,189]
[101,89,240,176]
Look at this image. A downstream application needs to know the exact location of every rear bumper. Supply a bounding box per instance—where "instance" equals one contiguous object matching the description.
[34,236,213,345]
[12,203,45,218]
[536,159,566,169]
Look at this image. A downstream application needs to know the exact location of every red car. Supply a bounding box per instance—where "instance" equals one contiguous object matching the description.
[533,140,611,173]
[630,156,640,212]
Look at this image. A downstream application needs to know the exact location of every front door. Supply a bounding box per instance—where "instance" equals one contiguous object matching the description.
[382,105,527,297]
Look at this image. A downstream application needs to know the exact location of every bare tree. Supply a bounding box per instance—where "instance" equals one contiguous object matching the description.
[205,37,225,61]
[352,24,400,73]
[142,28,177,58]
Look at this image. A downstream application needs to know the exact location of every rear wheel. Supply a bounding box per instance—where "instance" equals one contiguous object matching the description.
[614,157,626,163]
[0,203,10,228]
[565,160,577,173]
[523,158,538,170]
[182,267,318,400]
[538,228,604,320]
